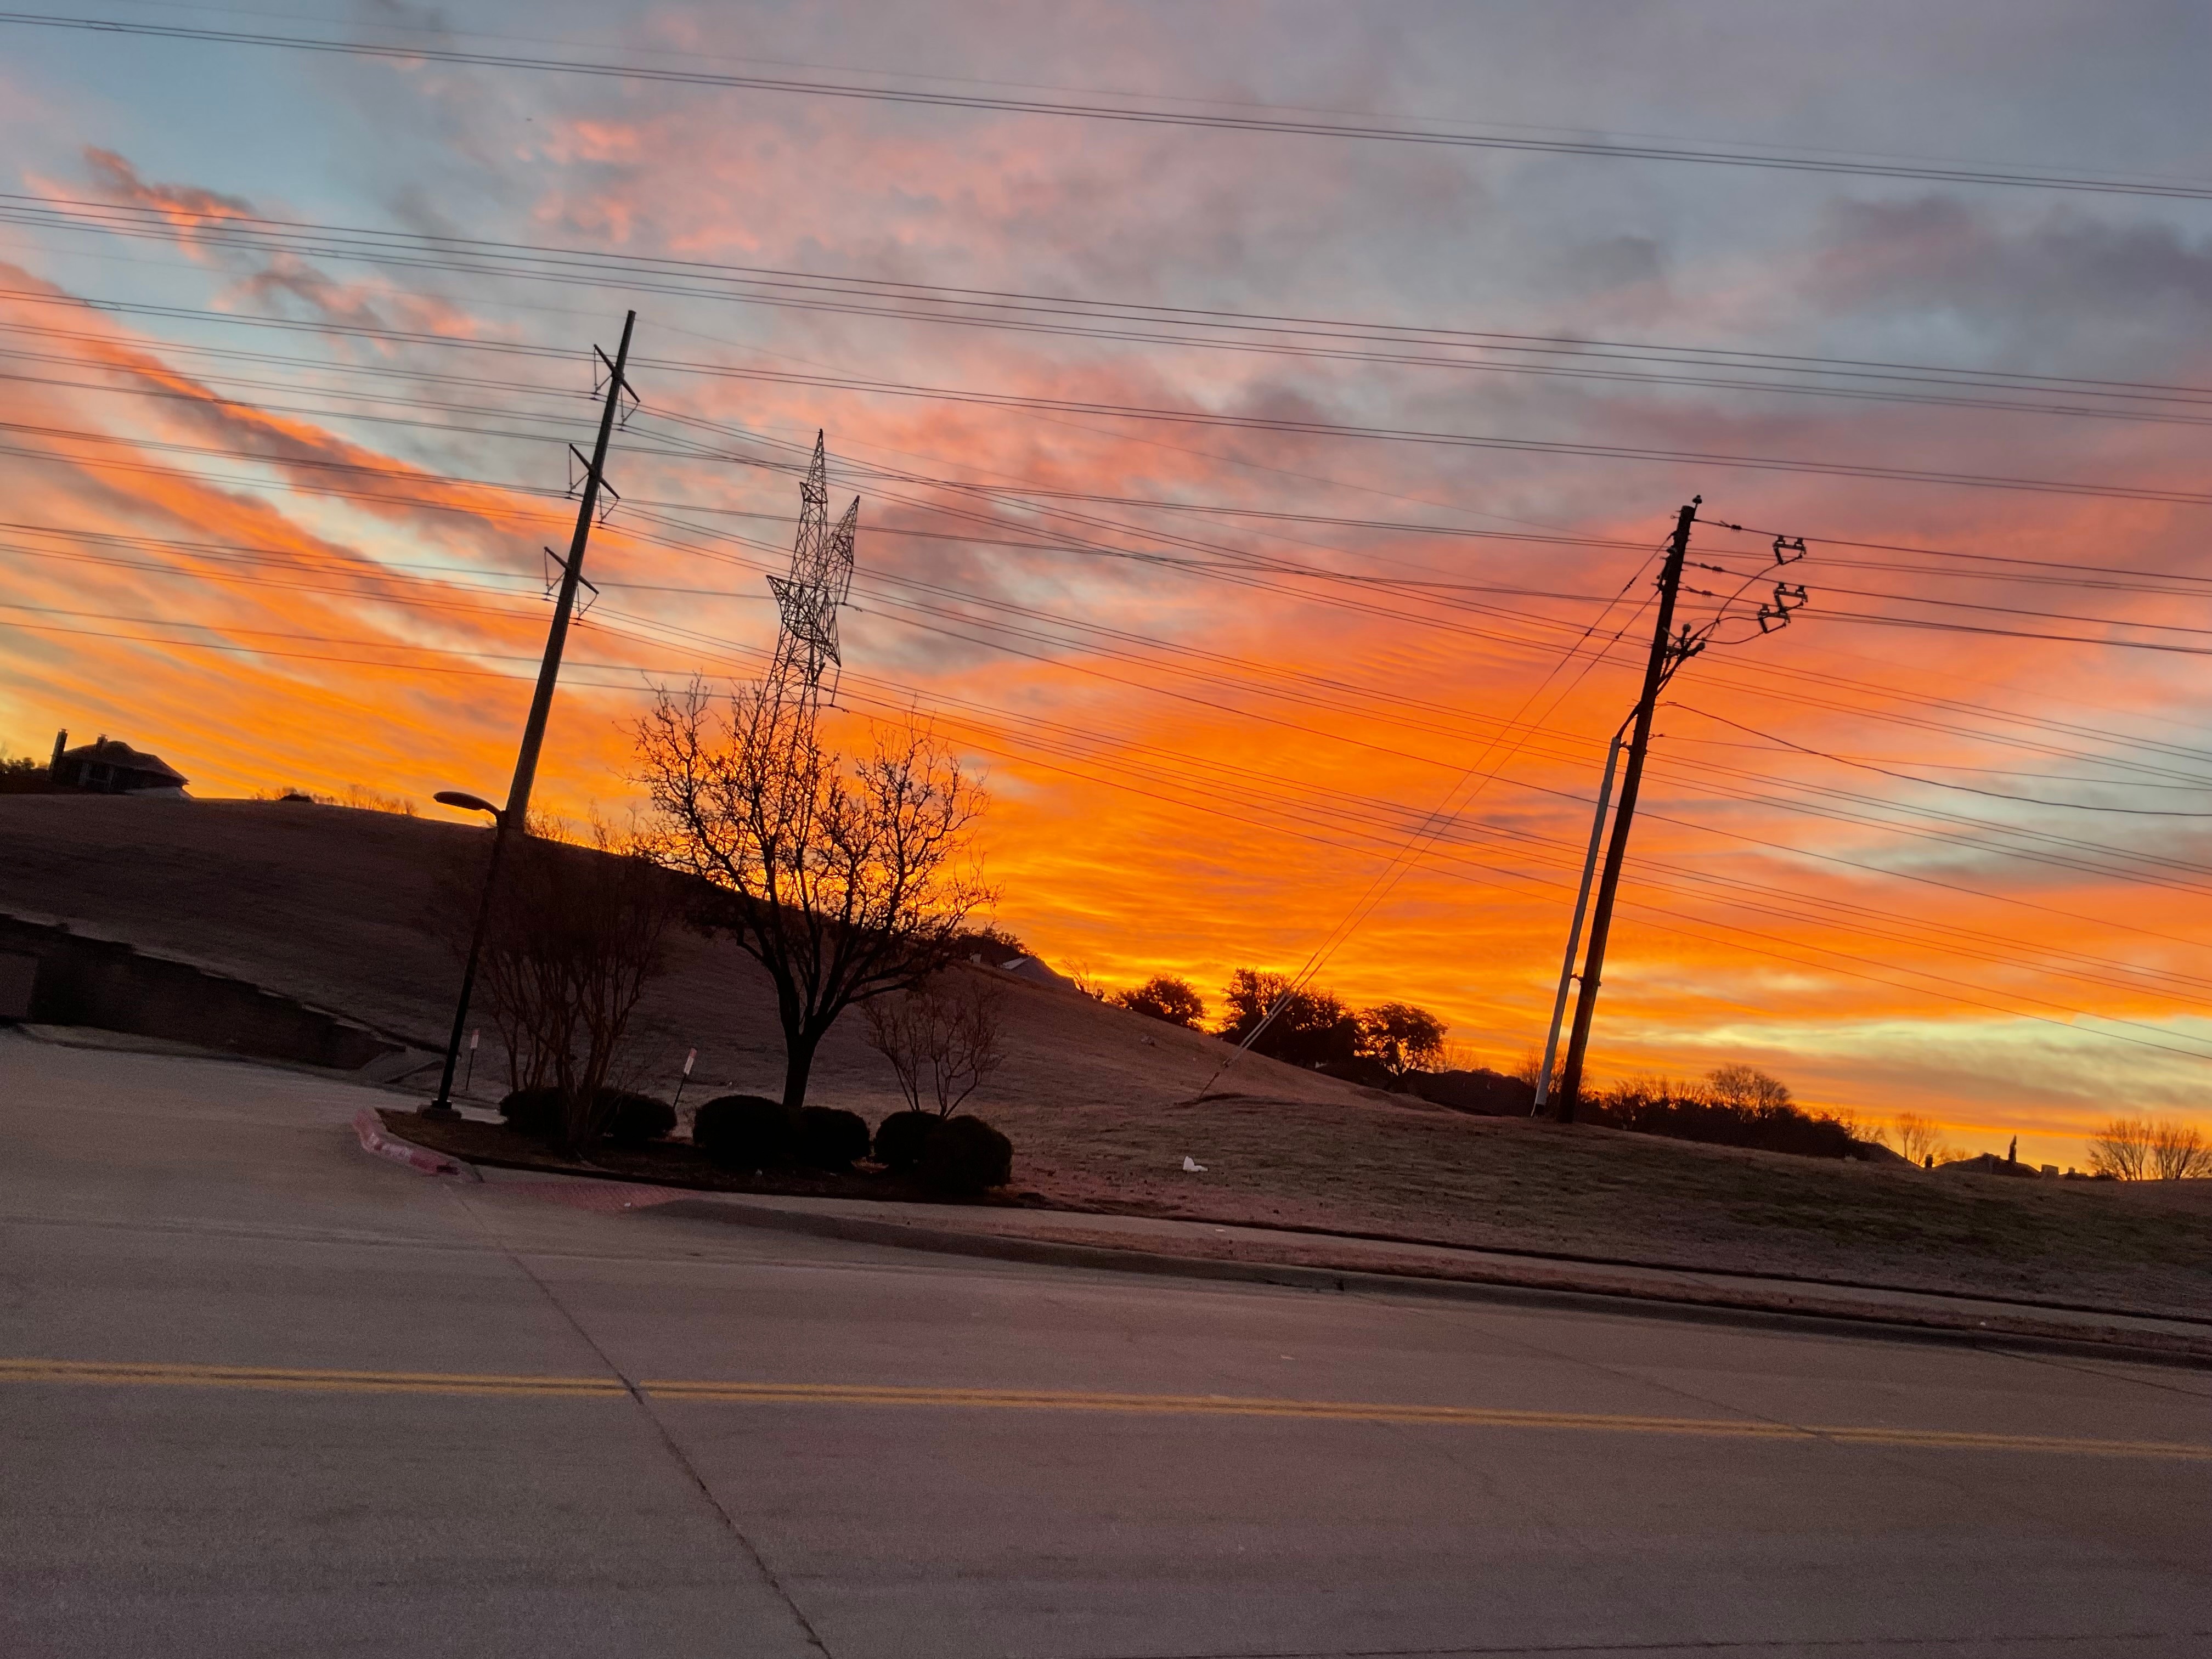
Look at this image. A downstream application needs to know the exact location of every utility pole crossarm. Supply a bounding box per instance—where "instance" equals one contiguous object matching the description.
[421,309,638,1119]
[505,308,637,826]
[1554,496,1700,1121]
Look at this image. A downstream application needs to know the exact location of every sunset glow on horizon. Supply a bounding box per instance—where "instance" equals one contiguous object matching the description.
[5,3,2211,1169]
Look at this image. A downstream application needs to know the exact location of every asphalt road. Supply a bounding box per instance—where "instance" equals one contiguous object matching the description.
[2,1031,2207,1658]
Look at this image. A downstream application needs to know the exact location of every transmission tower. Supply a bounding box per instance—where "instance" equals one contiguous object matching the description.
[766,431,860,715]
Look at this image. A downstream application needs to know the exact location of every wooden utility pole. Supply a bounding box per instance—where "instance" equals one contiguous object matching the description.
[1532,729,1622,1115]
[505,309,637,823]
[1554,497,1699,1121]
[422,310,637,1118]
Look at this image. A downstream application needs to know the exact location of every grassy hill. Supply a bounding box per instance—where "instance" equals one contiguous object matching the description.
[4,794,2208,1316]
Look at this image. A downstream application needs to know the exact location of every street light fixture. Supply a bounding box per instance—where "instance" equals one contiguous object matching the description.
[422,790,508,1120]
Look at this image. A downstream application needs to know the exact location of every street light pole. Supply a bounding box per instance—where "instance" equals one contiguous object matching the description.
[422,792,503,1117]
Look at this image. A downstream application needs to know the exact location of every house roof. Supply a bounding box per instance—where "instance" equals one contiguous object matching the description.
[61,738,188,786]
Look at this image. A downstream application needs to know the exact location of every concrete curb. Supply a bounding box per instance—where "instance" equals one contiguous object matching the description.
[354,1108,477,1180]
[364,1116,2209,1369]
[637,1195,2212,1369]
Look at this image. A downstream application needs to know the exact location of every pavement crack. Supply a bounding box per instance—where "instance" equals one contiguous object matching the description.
[450,1189,836,1658]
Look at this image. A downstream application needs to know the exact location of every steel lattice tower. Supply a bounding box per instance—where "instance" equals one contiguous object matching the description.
[765,431,859,714]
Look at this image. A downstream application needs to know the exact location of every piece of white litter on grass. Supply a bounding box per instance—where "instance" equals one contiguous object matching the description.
[1182,1156,1207,1172]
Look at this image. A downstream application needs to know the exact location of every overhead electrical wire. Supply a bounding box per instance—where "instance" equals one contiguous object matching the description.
[7,13,2212,202]
[17,393,2212,1013]
[22,354,2212,669]
[9,224,2212,430]
[4,285,2212,1053]
[17,327,2212,814]
[17,520,2212,960]
[14,595,2212,1068]
[20,356,2212,847]
[1671,704,2212,817]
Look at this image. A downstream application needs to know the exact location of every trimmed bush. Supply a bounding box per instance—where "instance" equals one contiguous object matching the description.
[919,1114,1013,1195]
[499,1086,563,1137]
[692,1093,800,1169]
[873,1108,939,1173]
[501,1086,676,1146]
[796,1106,871,1171]
[602,1091,676,1147]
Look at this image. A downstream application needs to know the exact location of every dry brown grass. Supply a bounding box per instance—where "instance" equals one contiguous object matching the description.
[8,796,2209,1318]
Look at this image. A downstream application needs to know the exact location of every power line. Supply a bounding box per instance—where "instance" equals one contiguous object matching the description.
[14,601,2212,1068]
[1672,704,2212,816]
[8,14,2212,201]
[12,230,2212,430]
[26,528,2212,999]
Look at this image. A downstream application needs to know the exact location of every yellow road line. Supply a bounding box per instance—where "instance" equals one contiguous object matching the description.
[0,1357,626,1398]
[643,1381,2212,1458]
[4,1358,2205,1460]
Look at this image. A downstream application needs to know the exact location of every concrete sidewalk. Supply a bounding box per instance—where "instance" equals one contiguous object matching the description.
[453,1155,2212,1365]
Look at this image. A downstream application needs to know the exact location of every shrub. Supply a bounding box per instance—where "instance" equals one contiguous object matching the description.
[499,1086,563,1137]
[503,1085,675,1146]
[796,1105,871,1170]
[874,1108,940,1172]
[693,1093,800,1169]
[601,1091,676,1147]
[919,1114,1013,1195]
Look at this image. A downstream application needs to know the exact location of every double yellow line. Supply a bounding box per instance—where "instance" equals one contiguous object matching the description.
[4,1358,2205,1460]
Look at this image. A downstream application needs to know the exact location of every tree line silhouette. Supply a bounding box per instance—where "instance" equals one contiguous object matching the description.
[1113,969,1445,1089]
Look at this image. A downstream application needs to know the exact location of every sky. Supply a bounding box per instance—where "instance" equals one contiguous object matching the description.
[2,0,2210,1166]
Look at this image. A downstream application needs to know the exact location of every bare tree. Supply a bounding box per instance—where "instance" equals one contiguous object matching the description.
[464,825,683,1154]
[862,971,1006,1117]
[636,681,989,1110]
[2150,1119,2212,1180]
[2098,1115,2212,1180]
[1705,1064,1792,1113]
[1892,1113,1944,1167]
[1510,1048,1560,1097]
[2087,1117,2155,1180]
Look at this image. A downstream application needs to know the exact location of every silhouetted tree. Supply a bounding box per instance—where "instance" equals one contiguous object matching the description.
[1216,969,1361,1071]
[1114,974,1206,1029]
[1891,1113,1950,1167]
[2151,1119,2212,1179]
[1511,1047,1562,1101]
[636,681,989,1111]
[862,970,1006,1118]
[1704,1064,1792,1113]
[459,826,683,1155]
[1357,1002,1447,1084]
[2089,1115,2212,1180]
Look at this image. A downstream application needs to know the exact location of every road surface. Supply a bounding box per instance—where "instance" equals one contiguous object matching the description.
[3,1031,2205,1657]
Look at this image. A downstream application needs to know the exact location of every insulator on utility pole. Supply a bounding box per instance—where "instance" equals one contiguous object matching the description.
[422,309,639,1120]
[1553,497,1700,1121]
[505,310,637,826]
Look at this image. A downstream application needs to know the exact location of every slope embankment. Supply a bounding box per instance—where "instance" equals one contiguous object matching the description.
[4,794,2207,1319]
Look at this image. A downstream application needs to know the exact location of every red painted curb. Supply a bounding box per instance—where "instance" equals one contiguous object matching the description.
[353,1107,470,1177]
